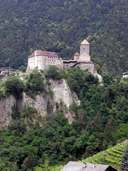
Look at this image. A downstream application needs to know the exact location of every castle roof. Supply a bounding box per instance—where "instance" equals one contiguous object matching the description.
[29,50,58,58]
[81,39,89,45]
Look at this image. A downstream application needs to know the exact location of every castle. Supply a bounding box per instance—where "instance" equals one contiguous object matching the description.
[27,39,96,74]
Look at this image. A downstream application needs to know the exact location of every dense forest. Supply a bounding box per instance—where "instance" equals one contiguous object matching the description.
[0,0,128,74]
[0,68,128,170]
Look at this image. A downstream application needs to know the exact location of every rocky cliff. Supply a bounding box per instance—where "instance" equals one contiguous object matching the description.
[50,79,80,123]
[0,79,79,128]
[0,96,16,128]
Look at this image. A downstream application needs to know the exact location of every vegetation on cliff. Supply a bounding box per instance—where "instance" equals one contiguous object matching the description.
[46,66,63,80]
[5,76,24,99]
[25,70,46,96]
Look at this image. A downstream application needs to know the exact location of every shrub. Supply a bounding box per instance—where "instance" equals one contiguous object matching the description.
[0,81,6,98]
[103,74,114,86]
[46,66,63,80]
[113,124,128,141]
[5,76,24,99]
[22,106,37,118]
[65,68,98,97]
[25,70,45,95]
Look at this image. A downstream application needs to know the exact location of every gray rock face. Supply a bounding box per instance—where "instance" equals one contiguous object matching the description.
[50,79,80,123]
[50,79,73,108]
[22,93,48,118]
[0,96,16,128]
[0,80,80,128]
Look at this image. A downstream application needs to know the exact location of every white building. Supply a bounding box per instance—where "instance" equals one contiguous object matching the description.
[122,72,128,79]
[27,39,96,75]
[27,50,63,71]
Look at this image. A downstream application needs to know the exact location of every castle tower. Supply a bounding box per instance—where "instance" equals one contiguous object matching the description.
[79,39,91,62]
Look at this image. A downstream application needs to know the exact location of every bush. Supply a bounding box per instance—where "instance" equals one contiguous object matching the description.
[0,81,6,98]
[5,76,24,99]
[65,68,98,97]
[103,74,114,86]
[25,70,45,95]
[113,124,128,141]
[46,66,63,80]
[22,106,37,118]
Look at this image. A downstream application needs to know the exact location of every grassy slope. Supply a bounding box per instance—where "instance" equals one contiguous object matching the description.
[83,140,128,170]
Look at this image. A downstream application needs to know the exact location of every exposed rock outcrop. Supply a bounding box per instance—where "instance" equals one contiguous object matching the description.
[50,79,73,108]
[50,79,80,123]
[0,79,79,128]
[22,93,49,118]
[0,96,16,128]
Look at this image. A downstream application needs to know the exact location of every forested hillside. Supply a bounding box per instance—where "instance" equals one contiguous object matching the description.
[0,68,128,170]
[0,0,128,74]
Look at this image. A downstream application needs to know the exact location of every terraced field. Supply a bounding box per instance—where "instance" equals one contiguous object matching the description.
[83,140,128,170]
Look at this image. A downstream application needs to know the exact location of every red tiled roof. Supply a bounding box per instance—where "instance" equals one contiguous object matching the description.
[29,50,58,58]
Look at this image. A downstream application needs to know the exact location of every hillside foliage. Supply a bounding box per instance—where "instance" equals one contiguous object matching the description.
[5,76,24,99]
[0,69,128,170]
[25,69,45,96]
[0,0,127,74]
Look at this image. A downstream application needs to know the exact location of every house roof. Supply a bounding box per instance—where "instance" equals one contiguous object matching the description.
[61,162,117,171]
[81,39,90,45]
[29,50,58,58]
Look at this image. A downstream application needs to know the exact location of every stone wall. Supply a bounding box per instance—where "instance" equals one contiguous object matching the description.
[76,62,95,74]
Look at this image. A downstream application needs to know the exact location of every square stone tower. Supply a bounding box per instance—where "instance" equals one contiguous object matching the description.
[79,39,91,62]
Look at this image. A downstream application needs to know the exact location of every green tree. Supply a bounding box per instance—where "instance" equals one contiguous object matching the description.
[25,70,45,95]
[5,76,24,99]
[46,66,63,80]
[66,68,98,97]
